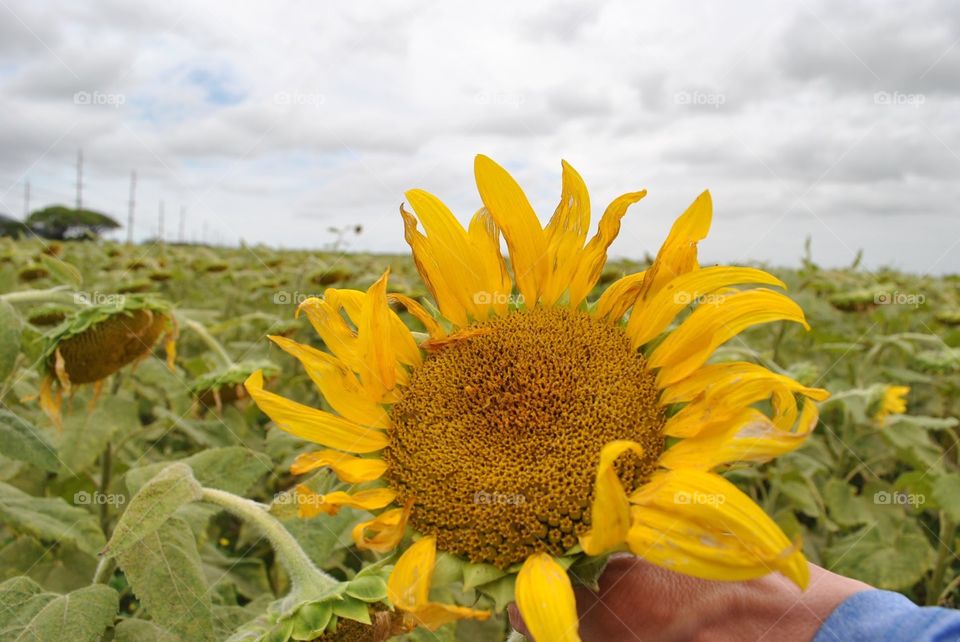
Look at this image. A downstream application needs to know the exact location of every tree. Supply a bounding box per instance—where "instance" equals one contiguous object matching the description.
[0,213,27,238]
[25,206,121,240]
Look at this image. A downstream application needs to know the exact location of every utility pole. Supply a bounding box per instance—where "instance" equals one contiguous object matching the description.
[158,200,165,242]
[23,180,30,218]
[75,149,83,210]
[178,205,186,243]
[127,171,136,245]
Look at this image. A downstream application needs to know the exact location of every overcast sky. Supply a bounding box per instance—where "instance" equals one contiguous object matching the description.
[1,0,958,273]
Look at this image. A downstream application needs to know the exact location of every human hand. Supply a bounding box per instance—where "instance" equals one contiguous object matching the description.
[508,554,871,642]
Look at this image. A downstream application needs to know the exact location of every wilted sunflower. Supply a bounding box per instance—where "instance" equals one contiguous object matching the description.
[40,296,176,425]
[245,156,829,641]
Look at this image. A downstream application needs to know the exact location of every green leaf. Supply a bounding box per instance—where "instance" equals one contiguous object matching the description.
[0,576,47,629]
[104,462,203,558]
[0,583,117,642]
[39,254,83,286]
[345,574,388,602]
[0,300,22,383]
[332,597,371,625]
[822,479,875,528]
[290,600,333,640]
[475,573,517,613]
[0,481,105,556]
[58,394,139,476]
[880,421,945,472]
[931,473,960,522]
[0,410,58,472]
[463,562,507,591]
[0,537,97,592]
[116,516,217,642]
[114,619,181,642]
[825,519,935,590]
[126,446,270,496]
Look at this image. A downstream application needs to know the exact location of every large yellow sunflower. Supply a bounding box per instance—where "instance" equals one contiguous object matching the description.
[245,155,829,642]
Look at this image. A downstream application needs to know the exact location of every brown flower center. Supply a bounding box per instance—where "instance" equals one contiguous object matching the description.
[384,307,665,568]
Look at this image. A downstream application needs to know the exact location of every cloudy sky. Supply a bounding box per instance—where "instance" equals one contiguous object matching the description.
[1,0,958,273]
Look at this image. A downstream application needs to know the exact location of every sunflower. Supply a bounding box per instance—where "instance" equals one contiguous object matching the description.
[873,384,910,423]
[245,155,829,642]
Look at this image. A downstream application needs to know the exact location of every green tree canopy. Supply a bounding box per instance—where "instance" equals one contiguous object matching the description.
[0,213,27,238]
[25,206,120,240]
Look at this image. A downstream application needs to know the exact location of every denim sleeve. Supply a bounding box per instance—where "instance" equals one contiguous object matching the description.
[813,590,960,642]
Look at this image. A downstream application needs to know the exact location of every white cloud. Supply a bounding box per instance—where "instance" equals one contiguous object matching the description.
[0,0,958,273]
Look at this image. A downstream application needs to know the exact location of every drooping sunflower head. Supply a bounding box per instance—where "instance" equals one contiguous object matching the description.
[246,156,830,641]
[40,296,176,425]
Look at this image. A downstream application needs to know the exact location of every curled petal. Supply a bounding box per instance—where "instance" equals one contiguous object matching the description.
[295,485,396,518]
[516,553,582,642]
[290,450,388,483]
[580,440,644,555]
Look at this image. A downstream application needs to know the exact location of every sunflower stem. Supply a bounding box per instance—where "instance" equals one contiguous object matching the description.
[178,316,235,368]
[0,286,85,306]
[927,513,957,605]
[199,487,338,596]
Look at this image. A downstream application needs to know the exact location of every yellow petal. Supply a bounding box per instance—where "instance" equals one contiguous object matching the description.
[401,205,469,327]
[244,370,388,453]
[466,208,513,318]
[296,297,361,370]
[352,500,412,552]
[637,190,712,300]
[358,271,398,399]
[268,335,391,429]
[388,536,435,610]
[569,190,647,307]
[295,485,396,518]
[661,361,830,406]
[628,470,809,589]
[592,270,647,322]
[627,267,786,348]
[659,401,819,470]
[408,603,492,630]
[325,287,421,368]
[515,553,582,642]
[540,160,591,307]
[649,289,810,387]
[475,155,548,307]
[388,293,446,339]
[290,450,388,483]
[580,440,644,555]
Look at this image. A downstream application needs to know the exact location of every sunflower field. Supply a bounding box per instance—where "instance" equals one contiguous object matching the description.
[0,183,958,641]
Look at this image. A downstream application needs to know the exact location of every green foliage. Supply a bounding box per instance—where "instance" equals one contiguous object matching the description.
[0,237,957,640]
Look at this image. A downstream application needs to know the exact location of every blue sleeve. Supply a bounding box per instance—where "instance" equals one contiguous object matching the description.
[813,590,960,642]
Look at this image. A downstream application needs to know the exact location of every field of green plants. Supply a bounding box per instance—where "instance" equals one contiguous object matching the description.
[0,236,958,641]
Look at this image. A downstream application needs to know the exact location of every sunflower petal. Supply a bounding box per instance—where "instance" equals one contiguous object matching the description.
[388,293,446,340]
[580,440,644,555]
[325,287,421,368]
[352,500,413,552]
[295,485,396,518]
[540,160,591,306]
[401,205,469,327]
[268,335,390,429]
[659,401,819,470]
[627,267,786,348]
[592,270,647,322]
[296,297,361,370]
[290,450,388,483]
[357,271,398,399]
[649,289,810,386]
[475,155,548,307]
[244,370,388,453]
[515,553,582,642]
[569,190,647,307]
[628,470,809,589]
[467,208,513,318]
[638,190,712,301]
[387,536,491,630]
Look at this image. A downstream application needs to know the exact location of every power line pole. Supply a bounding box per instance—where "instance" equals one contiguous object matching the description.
[23,180,30,219]
[158,200,165,242]
[75,149,83,210]
[127,171,136,245]
[178,205,186,243]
